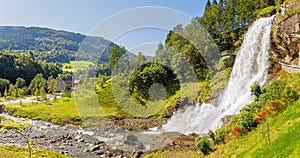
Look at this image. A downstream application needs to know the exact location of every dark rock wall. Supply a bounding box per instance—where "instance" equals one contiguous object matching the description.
[271,1,300,73]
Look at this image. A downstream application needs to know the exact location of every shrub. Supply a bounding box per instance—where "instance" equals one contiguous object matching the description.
[208,130,215,143]
[129,63,180,104]
[251,81,262,101]
[215,127,227,144]
[284,86,299,103]
[239,110,257,131]
[195,136,212,155]
[256,108,270,123]
[257,6,279,18]
[231,126,242,138]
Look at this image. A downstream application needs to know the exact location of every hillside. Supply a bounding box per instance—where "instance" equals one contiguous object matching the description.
[144,94,300,157]
[207,97,300,157]
[0,26,134,63]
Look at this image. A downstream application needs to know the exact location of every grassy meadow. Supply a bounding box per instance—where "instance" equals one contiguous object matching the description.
[0,145,69,158]
[62,61,94,72]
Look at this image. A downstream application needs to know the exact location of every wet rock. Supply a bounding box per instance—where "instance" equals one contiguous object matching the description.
[131,151,143,158]
[0,113,135,158]
[91,145,101,152]
[221,115,233,124]
[124,134,145,150]
[115,155,122,158]
[94,149,106,155]
[105,150,113,157]
[162,98,191,119]
[150,132,196,151]
[209,88,225,105]
[78,138,84,142]
[81,134,100,144]
[94,141,105,145]
[115,118,162,131]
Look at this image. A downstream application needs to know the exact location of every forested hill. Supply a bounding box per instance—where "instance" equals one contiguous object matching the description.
[0,26,134,63]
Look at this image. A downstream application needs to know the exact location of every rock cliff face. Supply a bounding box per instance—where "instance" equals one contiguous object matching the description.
[271,1,300,73]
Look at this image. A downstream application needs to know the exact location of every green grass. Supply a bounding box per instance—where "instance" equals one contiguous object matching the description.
[207,97,300,158]
[0,117,69,158]
[95,77,199,118]
[143,150,200,158]
[3,76,199,127]
[62,61,94,72]
[3,98,81,125]
[212,67,232,91]
[95,78,128,119]
[0,145,69,158]
[72,78,122,126]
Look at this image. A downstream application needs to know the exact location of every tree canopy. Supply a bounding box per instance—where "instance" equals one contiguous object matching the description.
[0,51,62,85]
[199,0,281,51]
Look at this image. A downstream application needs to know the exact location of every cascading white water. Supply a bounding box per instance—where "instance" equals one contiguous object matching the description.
[161,16,274,135]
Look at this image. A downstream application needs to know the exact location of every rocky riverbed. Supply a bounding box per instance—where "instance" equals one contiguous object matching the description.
[0,96,199,158]
[0,113,148,158]
[0,113,198,158]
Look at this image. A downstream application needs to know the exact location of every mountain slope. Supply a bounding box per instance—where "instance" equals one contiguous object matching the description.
[207,98,300,157]
[0,26,134,63]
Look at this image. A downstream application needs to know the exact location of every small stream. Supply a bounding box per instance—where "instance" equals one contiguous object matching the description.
[0,98,164,157]
[0,112,162,157]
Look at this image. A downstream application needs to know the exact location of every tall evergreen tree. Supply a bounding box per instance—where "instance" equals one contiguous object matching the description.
[108,44,126,71]
[224,0,236,32]
[205,0,212,11]
[131,52,147,69]
[236,0,256,27]
[219,0,228,30]
[212,0,218,5]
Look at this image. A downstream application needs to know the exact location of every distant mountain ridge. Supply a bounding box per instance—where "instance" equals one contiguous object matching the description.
[0,26,135,63]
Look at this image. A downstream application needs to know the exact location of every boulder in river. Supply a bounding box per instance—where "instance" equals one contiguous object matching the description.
[124,134,145,150]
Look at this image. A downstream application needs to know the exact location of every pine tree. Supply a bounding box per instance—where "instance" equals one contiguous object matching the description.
[219,0,228,31]
[224,0,236,32]
[212,0,218,5]
[200,1,221,40]
[108,44,126,71]
[236,0,256,27]
[205,0,212,11]
[131,52,147,69]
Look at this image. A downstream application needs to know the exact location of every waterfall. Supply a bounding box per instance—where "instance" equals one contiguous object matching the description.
[161,16,274,135]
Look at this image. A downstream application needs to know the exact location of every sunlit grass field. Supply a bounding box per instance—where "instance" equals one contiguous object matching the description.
[0,145,69,158]
[62,61,94,72]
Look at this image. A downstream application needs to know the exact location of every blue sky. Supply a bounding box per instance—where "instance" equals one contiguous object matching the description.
[0,0,207,56]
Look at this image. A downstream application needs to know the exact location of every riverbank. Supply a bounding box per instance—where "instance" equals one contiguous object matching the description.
[0,145,69,158]
[0,113,136,157]
[2,97,82,125]
[0,84,200,157]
